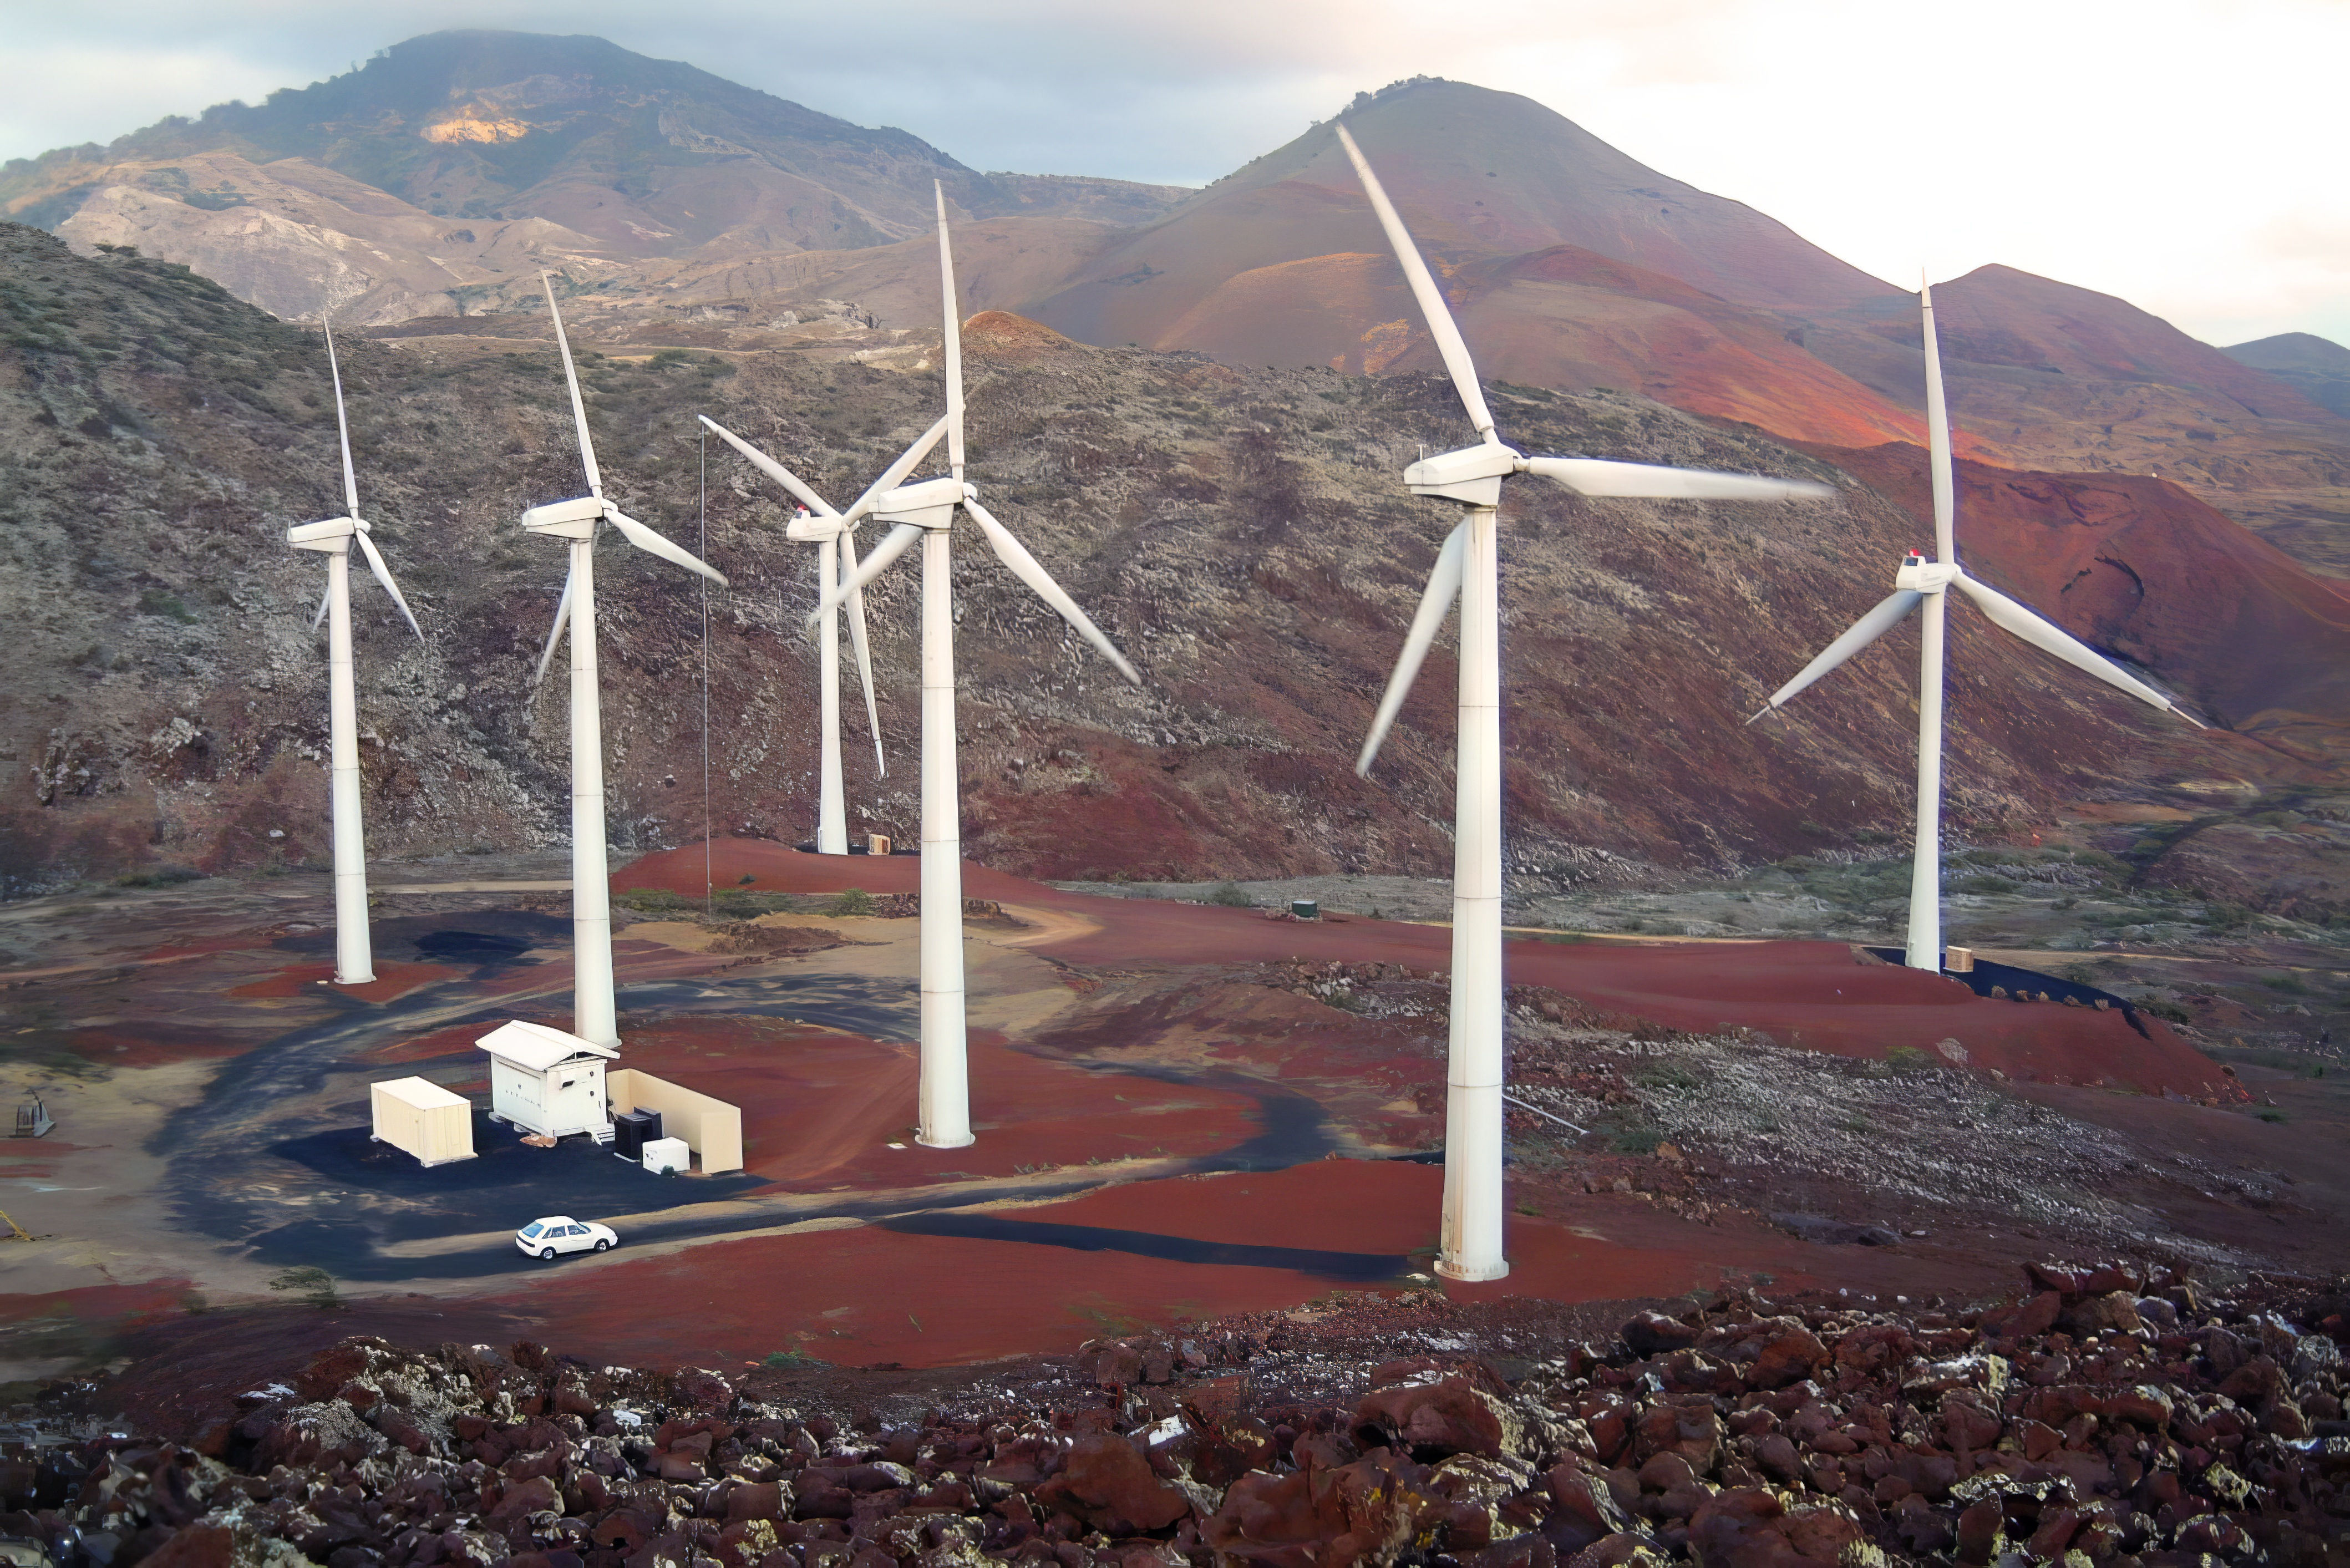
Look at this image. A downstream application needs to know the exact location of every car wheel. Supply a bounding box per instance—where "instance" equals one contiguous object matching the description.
[594,1239,611,1252]
[539,1246,557,1260]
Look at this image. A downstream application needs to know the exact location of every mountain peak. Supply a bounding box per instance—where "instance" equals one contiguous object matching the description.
[2225,331,2350,373]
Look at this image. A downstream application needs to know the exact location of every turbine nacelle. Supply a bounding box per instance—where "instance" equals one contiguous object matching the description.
[288,515,364,552]
[873,475,973,530]
[786,513,850,542]
[1405,443,1519,506]
[522,495,606,539]
[1895,555,1960,593]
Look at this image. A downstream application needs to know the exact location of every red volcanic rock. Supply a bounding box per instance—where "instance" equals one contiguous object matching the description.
[1745,1325,1830,1389]
[1620,1312,1698,1357]
[724,1481,788,1523]
[1353,1375,1520,1459]
[1687,1486,1868,1568]
[487,1474,561,1528]
[140,1524,235,1568]
[2060,1291,2142,1338]
[1035,1433,1191,1534]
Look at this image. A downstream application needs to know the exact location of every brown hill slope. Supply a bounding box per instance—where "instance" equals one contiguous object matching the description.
[1,227,2312,899]
[1795,442,2350,769]
[1801,268,2350,580]
[1024,77,1895,352]
[2226,331,2350,422]
[0,31,1187,323]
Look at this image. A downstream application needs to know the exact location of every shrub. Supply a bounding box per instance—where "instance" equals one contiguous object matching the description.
[268,1266,338,1309]
[825,887,877,917]
[763,1349,814,1368]
[1207,882,1252,908]
[1884,1045,1930,1071]
[2142,999,2191,1024]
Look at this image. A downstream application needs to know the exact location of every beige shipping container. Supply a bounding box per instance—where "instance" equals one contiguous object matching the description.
[608,1069,743,1174]
[370,1077,476,1166]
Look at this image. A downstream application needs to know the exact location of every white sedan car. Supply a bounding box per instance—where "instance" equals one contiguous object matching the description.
[515,1216,617,1260]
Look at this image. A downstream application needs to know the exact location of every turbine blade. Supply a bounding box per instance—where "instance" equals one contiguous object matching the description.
[1333,123,1498,443]
[965,499,1140,684]
[311,582,332,632]
[1357,520,1467,775]
[1524,456,1834,502]
[936,182,965,479]
[352,529,424,641]
[698,416,838,515]
[536,562,576,687]
[1749,589,1923,720]
[840,527,886,776]
[1950,571,2200,722]
[843,414,952,522]
[541,272,602,496]
[814,522,923,623]
[607,510,729,587]
[1921,278,1956,562]
[323,318,360,519]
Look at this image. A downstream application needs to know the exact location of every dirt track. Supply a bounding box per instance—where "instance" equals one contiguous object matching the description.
[1,840,2338,1393]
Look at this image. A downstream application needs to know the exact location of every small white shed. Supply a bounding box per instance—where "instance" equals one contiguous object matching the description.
[476,1020,619,1140]
[369,1077,476,1166]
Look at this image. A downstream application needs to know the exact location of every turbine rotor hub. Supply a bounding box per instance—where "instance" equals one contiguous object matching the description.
[1895,556,1959,593]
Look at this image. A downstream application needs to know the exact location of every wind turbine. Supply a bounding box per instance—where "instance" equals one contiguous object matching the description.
[522,273,730,1050]
[1747,281,2201,971]
[697,412,949,851]
[1336,123,1832,1283]
[286,320,423,986]
[824,184,1140,1148]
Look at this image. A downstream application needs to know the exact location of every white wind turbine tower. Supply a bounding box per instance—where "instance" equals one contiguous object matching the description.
[697,413,951,851]
[1336,124,1831,1282]
[1748,281,2201,971]
[521,273,730,1049]
[287,320,424,986]
[824,184,1140,1148]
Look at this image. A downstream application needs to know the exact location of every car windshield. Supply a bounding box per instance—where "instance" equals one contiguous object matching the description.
[520,1222,544,1238]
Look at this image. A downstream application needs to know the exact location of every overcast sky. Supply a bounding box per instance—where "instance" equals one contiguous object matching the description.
[8,0,2344,349]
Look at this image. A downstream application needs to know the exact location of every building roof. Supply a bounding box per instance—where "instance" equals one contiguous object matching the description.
[372,1075,470,1111]
[475,1019,621,1073]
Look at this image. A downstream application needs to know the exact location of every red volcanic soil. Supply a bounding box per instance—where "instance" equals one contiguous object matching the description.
[68,1021,248,1068]
[135,928,287,962]
[1931,266,2342,426]
[0,1278,194,1332]
[227,960,458,1003]
[510,1159,2031,1369]
[1801,440,2350,762]
[615,839,2226,1097]
[596,1017,1265,1189]
[1444,247,1932,450]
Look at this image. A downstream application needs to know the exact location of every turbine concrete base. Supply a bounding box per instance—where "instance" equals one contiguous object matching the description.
[1436,1255,1510,1283]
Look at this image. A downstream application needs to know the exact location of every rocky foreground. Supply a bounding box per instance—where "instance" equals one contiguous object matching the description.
[6,1267,2349,1568]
